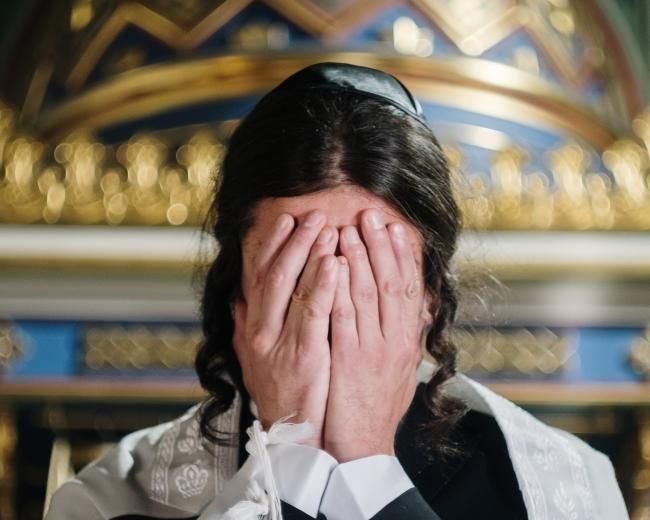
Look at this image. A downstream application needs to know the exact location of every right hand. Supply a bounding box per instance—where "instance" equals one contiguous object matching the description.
[232,210,339,448]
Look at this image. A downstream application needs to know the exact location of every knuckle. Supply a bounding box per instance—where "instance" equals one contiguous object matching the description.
[292,283,309,302]
[357,284,377,303]
[266,265,286,288]
[332,305,354,323]
[249,329,272,352]
[404,278,420,300]
[380,276,403,296]
[302,302,323,320]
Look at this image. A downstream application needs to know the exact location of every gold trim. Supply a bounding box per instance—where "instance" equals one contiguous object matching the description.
[410,1,520,56]
[66,0,402,90]
[264,0,333,35]
[83,325,200,370]
[0,378,648,406]
[630,412,650,520]
[0,408,16,520]
[454,326,575,376]
[3,253,650,279]
[0,324,24,372]
[484,382,650,406]
[57,0,643,122]
[2,105,648,231]
[265,0,398,38]
[66,0,255,90]
[22,60,55,123]
[629,327,650,381]
[586,0,645,121]
[410,1,589,88]
[0,379,205,403]
[408,79,613,149]
[42,52,616,149]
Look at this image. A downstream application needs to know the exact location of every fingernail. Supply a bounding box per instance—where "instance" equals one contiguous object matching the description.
[343,226,360,244]
[365,209,383,230]
[317,227,332,244]
[305,211,323,228]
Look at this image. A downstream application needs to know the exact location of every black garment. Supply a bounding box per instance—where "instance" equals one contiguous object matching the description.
[238,382,528,520]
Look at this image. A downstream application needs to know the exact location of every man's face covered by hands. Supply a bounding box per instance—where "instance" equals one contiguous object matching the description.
[241,185,425,300]
[234,184,435,462]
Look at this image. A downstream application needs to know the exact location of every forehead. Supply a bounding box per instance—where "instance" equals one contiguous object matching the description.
[242,185,423,254]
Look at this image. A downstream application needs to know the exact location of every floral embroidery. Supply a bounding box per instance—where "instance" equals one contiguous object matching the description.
[553,481,578,519]
[148,398,241,508]
[533,431,559,472]
[553,430,597,519]
[459,374,600,520]
[175,461,209,498]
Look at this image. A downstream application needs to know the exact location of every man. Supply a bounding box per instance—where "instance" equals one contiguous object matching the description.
[46,62,628,520]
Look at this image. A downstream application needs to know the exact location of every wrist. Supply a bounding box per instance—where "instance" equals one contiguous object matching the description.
[299,437,323,449]
[325,440,395,463]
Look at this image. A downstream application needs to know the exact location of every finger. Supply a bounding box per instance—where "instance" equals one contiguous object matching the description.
[285,226,338,326]
[259,210,326,341]
[360,209,402,337]
[386,222,418,282]
[247,213,295,333]
[331,256,358,359]
[339,225,380,344]
[387,222,424,332]
[294,226,339,300]
[296,254,339,348]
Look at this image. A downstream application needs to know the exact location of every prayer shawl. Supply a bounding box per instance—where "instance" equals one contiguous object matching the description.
[46,360,629,519]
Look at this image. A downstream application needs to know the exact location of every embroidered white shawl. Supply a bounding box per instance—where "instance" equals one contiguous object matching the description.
[46,361,629,519]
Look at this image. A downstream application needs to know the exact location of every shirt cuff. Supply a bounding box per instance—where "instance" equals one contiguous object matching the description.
[320,455,414,520]
[267,443,338,518]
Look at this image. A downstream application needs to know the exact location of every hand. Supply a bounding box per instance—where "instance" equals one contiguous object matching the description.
[233,210,339,448]
[324,208,431,462]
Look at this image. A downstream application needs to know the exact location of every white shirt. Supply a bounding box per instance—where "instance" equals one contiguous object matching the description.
[245,399,414,519]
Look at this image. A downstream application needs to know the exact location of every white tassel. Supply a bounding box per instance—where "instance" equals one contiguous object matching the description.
[223,414,315,520]
[222,480,268,520]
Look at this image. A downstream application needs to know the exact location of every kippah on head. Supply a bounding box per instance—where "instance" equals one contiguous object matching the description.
[257,61,428,126]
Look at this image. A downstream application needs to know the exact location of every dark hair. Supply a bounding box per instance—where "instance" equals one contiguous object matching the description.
[196,83,467,457]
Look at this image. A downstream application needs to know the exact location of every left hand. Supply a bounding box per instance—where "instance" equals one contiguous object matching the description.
[323,208,432,462]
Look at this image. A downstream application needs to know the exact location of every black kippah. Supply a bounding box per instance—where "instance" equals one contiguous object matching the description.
[258,62,428,126]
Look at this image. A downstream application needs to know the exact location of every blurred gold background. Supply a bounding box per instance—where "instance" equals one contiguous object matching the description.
[0,1,648,518]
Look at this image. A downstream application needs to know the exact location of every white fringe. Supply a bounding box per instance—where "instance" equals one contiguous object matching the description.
[223,414,315,520]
